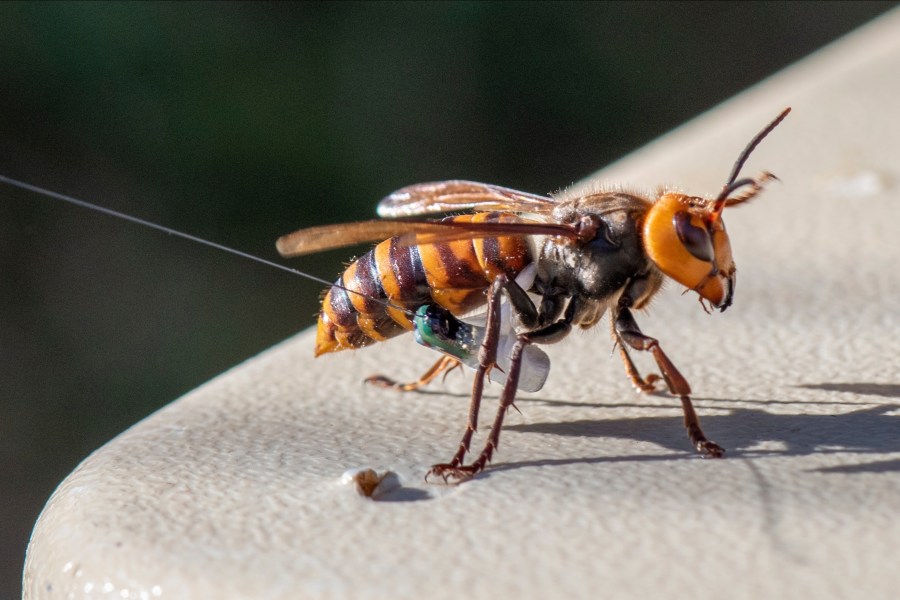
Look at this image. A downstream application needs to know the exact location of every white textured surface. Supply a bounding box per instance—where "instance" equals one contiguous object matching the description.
[25,11,900,600]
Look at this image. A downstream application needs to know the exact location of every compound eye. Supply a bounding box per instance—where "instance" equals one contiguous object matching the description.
[673,211,714,263]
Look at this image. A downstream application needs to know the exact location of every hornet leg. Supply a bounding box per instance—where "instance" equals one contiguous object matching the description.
[611,319,661,393]
[365,355,461,392]
[614,307,724,458]
[429,337,529,482]
[428,287,576,483]
[427,275,510,481]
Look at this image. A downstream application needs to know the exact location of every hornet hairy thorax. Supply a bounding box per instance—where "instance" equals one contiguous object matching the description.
[276,108,790,481]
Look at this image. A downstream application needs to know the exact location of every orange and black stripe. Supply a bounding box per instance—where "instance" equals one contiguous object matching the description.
[315,212,534,355]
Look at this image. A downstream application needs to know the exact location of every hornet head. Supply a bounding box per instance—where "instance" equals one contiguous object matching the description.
[641,108,790,311]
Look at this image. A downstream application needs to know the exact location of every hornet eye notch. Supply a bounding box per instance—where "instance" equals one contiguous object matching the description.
[673,210,714,263]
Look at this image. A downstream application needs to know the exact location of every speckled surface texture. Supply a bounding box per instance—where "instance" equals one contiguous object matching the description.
[24,11,900,600]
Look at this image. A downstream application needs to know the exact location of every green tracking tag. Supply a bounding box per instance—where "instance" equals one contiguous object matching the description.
[412,304,550,393]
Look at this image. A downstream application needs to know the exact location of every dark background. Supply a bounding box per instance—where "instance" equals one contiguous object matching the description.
[0,2,894,597]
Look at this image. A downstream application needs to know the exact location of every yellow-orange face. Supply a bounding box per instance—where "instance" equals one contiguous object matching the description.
[642,193,735,310]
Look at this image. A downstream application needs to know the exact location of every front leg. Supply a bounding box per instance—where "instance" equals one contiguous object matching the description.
[614,306,724,458]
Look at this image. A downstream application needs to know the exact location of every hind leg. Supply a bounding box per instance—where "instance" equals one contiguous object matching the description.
[365,355,461,392]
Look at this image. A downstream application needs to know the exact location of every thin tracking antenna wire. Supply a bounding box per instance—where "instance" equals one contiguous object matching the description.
[0,173,417,318]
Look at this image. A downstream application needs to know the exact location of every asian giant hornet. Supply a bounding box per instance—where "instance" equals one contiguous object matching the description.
[276,108,791,482]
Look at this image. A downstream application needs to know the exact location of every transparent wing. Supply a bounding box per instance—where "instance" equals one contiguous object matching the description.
[376,180,557,218]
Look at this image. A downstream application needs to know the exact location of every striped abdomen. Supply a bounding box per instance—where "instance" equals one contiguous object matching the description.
[315,212,534,356]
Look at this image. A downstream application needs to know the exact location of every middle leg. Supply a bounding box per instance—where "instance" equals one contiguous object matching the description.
[611,318,661,393]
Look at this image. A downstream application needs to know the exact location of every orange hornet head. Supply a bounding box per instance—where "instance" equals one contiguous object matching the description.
[643,193,736,310]
[642,108,790,312]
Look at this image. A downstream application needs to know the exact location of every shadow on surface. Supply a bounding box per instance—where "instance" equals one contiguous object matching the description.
[375,486,436,502]
[797,382,900,398]
[381,380,900,476]
[812,458,900,474]
[500,396,900,474]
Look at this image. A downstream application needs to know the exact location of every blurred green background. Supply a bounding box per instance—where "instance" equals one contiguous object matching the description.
[0,2,894,597]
